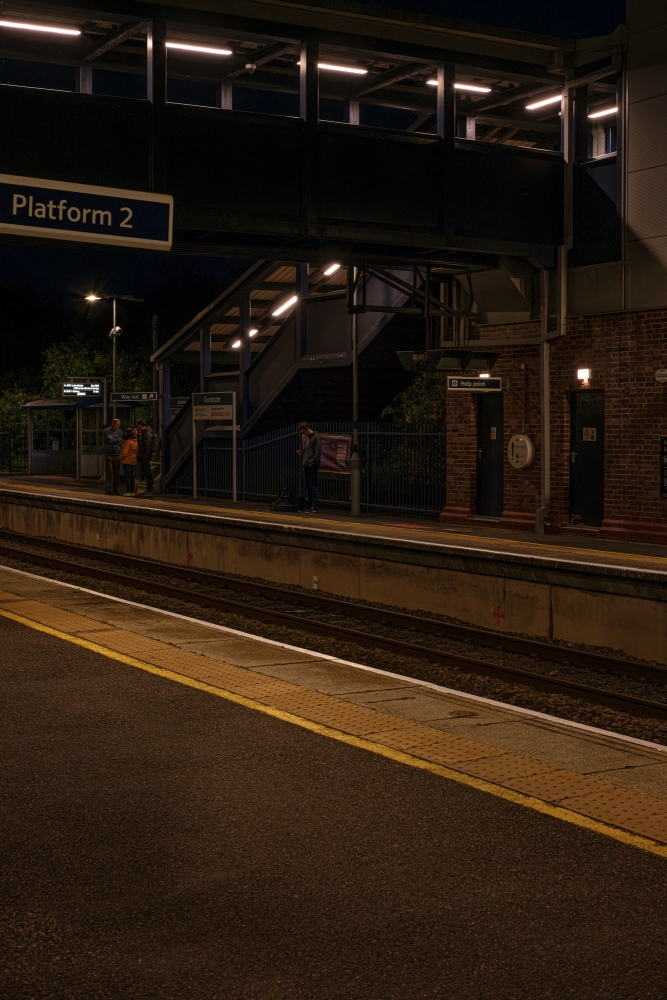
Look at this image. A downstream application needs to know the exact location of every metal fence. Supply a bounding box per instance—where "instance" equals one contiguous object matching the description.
[0,427,28,473]
[168,421,446,519]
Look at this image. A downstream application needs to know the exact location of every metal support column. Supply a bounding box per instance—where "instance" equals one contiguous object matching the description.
[240,291,252,426]
[147,19,167,193]
[152,315,159,432]
[436,63,455,243]
[297,263,309,358]
[348,99,359,125]
[217,82,233,109]
[350,266,361,516]
[77,64,92,93]
[199,325,211,391]
[299,40,319,122]
[159,359,170,477]
[537,269,550,535]
[300,40,318,235]
[557,84,573,339]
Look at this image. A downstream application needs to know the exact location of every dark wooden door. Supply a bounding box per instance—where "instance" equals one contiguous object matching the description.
[476,392,504,517]
[569,391,604,527]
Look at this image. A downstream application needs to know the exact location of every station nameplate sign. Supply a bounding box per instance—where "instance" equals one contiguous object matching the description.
[192,392,234,421]
[447,377,502,391]
[0,174,172,250]
[110,392,158,402]
[62,378,103,397]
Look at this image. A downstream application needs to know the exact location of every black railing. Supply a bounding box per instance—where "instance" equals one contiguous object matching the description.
[0,427,28,473]
[167,421,445,519]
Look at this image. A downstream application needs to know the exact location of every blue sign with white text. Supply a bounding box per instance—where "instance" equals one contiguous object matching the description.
[0,173,172,250]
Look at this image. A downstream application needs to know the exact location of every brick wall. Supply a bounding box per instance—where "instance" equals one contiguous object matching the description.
[442,309,667,540]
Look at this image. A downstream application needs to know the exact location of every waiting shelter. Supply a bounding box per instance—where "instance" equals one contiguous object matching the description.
[22,398,135,479]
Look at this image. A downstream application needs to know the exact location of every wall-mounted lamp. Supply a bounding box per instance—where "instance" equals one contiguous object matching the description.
[479,372,490,378]
[577,368,591,385]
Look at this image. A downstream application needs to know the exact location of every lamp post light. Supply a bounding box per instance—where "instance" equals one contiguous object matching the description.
[85,293,144,419]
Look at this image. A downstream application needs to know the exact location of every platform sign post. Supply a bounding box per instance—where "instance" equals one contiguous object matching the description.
[191,392,237,501]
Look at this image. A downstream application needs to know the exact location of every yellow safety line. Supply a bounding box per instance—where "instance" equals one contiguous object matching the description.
[4,606,667,860]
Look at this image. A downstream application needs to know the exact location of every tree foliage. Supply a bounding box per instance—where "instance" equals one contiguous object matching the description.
[381,370,448,424]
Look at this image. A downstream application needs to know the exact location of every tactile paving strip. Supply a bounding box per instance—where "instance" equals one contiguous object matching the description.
[4,582,667,847]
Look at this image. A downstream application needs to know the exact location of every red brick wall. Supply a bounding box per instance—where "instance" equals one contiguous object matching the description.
[443,310,667,538]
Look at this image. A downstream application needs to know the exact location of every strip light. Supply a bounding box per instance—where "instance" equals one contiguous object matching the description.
[272,295,298,316]
[318,62,367,74]
[249,328,258,337]
[166,42,232,56]
[0,19,81,35]
[588,106,617,119]
[323,263,341,275]
[231,340,241,349]
[427,81,491,92]
[525,94,562,110]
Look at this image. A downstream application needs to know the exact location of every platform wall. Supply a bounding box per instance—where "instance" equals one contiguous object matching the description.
[1,492,666,666]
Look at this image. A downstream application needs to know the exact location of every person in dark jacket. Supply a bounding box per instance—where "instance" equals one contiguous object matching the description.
[135,418,155,496]
[102,417,122,495]
[297,421,322,512]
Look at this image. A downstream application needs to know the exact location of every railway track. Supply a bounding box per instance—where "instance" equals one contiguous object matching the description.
[1,529,667,721]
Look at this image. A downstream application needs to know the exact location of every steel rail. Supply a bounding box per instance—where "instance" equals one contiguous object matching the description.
[1,534,667,721]
[0,530,661,682]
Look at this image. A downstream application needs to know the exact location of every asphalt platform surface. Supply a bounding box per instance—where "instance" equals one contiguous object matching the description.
[2,614,667,1000]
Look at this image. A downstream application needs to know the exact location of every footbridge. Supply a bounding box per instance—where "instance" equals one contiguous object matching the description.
[0,0,621,266]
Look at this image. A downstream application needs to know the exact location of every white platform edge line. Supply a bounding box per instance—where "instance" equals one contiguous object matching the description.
[2,560,667,757]
[4,486,667,579]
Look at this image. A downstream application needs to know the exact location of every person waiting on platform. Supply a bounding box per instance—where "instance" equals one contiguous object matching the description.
[135,418,155,497]
[118,428,138,496]
[297,421,322,513]
[103,417,123,495]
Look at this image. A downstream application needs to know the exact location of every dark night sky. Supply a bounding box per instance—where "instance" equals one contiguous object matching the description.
[0,1,625,373]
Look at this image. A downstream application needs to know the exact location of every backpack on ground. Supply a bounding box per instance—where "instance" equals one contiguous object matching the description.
[270,487,306,513]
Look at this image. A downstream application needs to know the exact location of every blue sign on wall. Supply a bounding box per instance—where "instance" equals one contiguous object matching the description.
[0,173,172,250]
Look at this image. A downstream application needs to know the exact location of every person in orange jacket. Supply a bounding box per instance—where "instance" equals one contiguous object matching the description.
[118,429,138,496]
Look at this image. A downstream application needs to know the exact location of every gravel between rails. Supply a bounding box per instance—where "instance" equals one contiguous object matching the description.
[2,541,667,746]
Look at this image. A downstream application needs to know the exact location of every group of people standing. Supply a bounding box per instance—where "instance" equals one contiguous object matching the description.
[103,417,157,497]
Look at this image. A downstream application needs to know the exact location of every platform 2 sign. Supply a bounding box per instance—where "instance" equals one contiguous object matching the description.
[0,174,173,250]
[447,377,502,391]
[661,436,667,499]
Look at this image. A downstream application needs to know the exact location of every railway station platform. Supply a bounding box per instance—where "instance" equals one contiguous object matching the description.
[4,561,667,995]
[1,474,666,666]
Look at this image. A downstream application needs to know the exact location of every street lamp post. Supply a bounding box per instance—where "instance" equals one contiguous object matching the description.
[85,293,144,421]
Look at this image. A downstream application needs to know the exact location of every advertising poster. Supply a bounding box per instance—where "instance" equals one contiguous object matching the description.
[320,434,351,473]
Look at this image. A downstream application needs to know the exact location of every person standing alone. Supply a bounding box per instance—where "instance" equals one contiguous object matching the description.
[103,417,122,495]
[297,421,321,513]
[135,418,156,496]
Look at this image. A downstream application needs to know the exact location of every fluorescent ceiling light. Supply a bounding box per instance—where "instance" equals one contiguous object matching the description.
[525,94,562,110]
[0,19,81,35]
[231,340,241,349]
[426,81,491,92]
[85,294,101,301]
[249,328,258,337]
[166,42,233,56]
[323,263,341,276]
[272,295,298,316]
[455,83,491,92]
[588,106,617,119]
[318,62,367,75]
